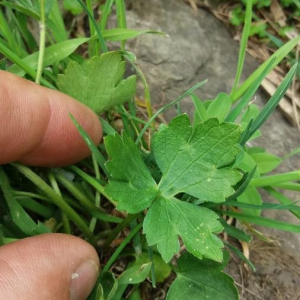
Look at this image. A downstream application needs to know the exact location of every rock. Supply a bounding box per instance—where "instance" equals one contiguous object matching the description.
[120,0,300,298]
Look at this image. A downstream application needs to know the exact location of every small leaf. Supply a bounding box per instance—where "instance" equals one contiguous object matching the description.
[133,253,171,283]
[237,186,262,216]
[207,93,232,122]
[118,262,152,285]
[63,0,83,15]
[249,152,282,174]
[166,253,238,300]
[102,28,165,41]
[57,52,137,113]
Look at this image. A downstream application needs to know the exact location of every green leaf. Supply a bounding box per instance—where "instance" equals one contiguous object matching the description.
[249,152,282,174]
[190,93,209,124]
[166,253,238,300]
[63,0,83,15]
[57,52,137,113]
[0,0,54,19]
[144,196,224,262]
[102,28,165,41]
[118,262,152,285]
[153,115,242,202]
[8,38,89,77]
[105,115,242,262]
[207,93,232,122]
[237,186,262,216]
[133,253,171,283]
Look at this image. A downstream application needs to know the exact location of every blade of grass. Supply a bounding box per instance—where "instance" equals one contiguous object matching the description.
[232,36,300,102]
[0,41,54,88]
[224,242,256,271]
[115,0,127,50]
[282,147,300,160]
[249,63,298,137]
[35,0,46,84]
[230,0,253,96]
[86,0,98,57]
[0,166,50,235]
[264,187,300,218]
[219,218,251,242]
[69,114,110,178]
[8,38,89,77]
[102,222,143,273]
[76,0,107,53]
[226,58,275,122]
[220,210,300,233]
[48,171,71,234]
[100,0,114,31]
[11,163,95,244]
[135,80,208,144]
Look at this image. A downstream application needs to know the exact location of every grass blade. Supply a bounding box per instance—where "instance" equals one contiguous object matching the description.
[232,35,300,102]
[76,0,107,53]
[231,0,253,96]
[264,187,300,218]
[227,58,275,122]
[115,0,127,50]
[8,38,89,77]
[69,114,110,178]
[221,210,300,233]
[249,63,298,137]
[0,40,54,88]
[135,80,208,144]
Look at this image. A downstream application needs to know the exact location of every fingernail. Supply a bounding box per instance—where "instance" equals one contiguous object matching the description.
[70,259,99,300]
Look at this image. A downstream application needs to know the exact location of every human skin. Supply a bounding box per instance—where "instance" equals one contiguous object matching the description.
[0,71,102,300]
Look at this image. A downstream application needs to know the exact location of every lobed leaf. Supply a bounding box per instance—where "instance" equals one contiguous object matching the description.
[105,115,242,262]
[166,253,238,300]
[57,52,137,113]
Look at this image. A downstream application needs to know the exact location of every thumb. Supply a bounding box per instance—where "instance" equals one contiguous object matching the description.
[0,234,100,300]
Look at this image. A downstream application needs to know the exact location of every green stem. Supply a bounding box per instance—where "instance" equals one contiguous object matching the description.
[250,171,300,187]
[102,222,143,272]
[35,0,46,84]
[12,163,94,244]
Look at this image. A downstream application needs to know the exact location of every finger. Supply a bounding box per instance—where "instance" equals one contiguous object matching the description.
[0,71,102,167]
[0,234,100,300]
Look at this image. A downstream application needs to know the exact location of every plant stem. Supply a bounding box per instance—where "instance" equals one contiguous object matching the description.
[11,163,95,244]
[102,222,143,272]
[250,171,300,187]
[35,0,46,84]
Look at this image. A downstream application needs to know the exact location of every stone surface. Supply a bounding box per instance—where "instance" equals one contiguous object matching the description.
[119,0,300,298]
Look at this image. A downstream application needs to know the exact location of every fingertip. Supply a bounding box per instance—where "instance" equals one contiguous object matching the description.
[0,234,100,300]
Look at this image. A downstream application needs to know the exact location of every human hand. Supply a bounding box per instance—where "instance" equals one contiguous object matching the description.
[0,71,102,299]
